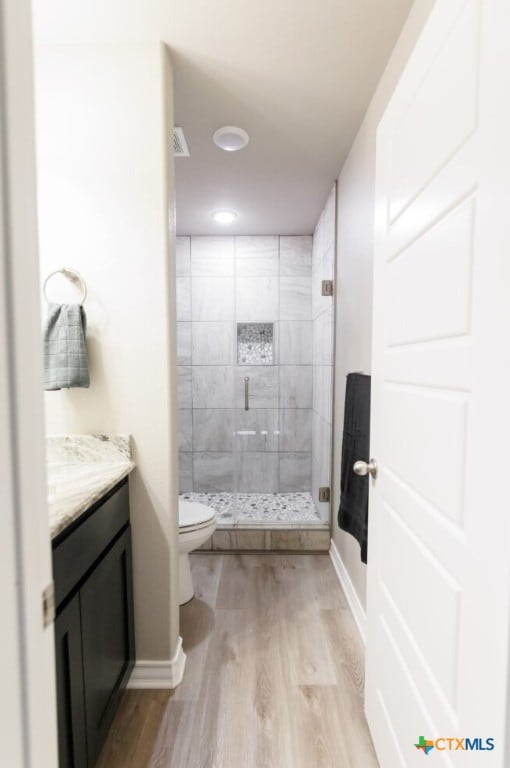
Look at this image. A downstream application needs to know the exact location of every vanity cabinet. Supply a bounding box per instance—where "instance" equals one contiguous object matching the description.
[52,479,135,768]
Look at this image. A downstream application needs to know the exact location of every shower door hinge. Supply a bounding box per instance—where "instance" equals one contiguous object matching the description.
[321,280,334,297]
[42,582,55,627]
[318,487,331,503]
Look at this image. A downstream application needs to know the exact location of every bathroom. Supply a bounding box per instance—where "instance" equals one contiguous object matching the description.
[29,28,368,762]
[4,0,510,767]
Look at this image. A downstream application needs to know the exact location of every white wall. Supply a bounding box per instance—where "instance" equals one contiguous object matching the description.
[35,42,180,663]
[332,0,436,611]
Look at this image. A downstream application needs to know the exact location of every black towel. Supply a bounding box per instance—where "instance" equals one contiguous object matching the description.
[337,373,371,563]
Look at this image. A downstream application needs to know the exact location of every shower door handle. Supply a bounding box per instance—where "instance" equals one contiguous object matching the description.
[244,377,249,411]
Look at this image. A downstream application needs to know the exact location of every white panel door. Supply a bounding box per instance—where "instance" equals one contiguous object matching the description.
[366,0,510,766]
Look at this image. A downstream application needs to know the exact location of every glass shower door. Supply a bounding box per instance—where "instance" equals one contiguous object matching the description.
[177,231,333,529]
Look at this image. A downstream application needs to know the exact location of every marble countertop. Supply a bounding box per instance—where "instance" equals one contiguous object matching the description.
[47,435,135,539]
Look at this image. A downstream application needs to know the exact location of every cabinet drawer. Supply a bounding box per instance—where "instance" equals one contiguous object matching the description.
[53,480,129,608]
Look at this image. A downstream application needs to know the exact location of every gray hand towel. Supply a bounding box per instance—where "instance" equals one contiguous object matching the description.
[337,373,371,563]
[44,303,90,390]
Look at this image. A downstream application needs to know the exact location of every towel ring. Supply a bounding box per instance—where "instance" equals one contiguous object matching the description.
[43,267,87,304]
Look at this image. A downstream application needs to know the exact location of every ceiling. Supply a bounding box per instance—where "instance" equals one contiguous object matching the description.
[170,0,413,235]
[32,0,414,235]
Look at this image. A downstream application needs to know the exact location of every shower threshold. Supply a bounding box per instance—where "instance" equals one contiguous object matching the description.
[180,491,328,529]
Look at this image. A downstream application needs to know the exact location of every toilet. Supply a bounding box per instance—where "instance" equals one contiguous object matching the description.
[178,499,217,604]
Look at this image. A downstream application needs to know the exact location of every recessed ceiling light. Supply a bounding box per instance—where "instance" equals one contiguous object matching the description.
[212,210,237,224]
[213,126,249,152]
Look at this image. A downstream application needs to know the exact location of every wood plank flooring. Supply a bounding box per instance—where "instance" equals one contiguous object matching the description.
[96,554,379,768]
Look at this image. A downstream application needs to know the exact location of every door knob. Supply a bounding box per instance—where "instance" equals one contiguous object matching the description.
[353,459,378,479]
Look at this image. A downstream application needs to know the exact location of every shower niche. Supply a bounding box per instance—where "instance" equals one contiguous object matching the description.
[237,323,274,365]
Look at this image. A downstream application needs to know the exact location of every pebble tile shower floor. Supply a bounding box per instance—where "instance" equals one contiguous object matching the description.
[180,491,321,524]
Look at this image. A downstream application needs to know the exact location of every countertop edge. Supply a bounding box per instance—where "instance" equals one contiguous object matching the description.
[50,462,135,540]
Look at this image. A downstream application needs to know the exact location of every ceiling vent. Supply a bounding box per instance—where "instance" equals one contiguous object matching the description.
[173,127,190,157]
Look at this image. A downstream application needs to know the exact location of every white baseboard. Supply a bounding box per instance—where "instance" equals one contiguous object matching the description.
[128,636,186,689]
[329,539,367,644]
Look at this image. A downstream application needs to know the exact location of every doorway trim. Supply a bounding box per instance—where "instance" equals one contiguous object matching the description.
[0,0,58,764]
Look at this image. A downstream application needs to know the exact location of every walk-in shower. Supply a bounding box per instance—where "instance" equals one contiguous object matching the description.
[176,187,335,529]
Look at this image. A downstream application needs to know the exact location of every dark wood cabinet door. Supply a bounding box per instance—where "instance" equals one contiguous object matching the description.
[80,528,135,766]
[54,594,88,768]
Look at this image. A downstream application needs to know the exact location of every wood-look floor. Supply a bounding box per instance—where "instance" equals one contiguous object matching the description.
[96,554,379,768]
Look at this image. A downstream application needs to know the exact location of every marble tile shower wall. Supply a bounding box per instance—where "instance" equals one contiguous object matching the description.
[176,234,314,497]
[311,185,336,522]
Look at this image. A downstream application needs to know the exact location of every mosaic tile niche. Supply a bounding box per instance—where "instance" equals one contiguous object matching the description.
[237,322,274,365]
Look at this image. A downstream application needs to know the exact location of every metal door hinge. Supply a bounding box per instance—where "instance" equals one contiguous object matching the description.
[321,280,334,297]
[42,582,55,627]
[318,487,331,502]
